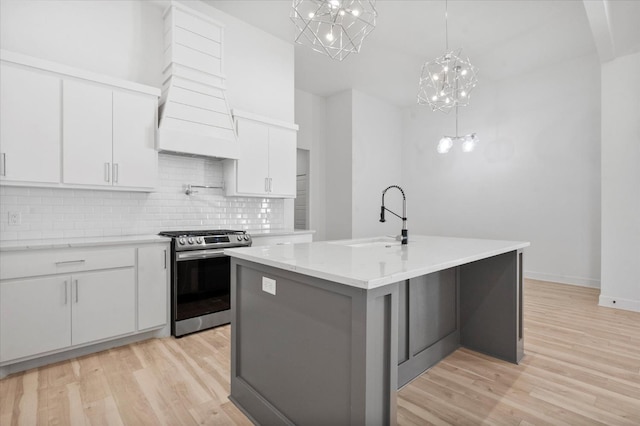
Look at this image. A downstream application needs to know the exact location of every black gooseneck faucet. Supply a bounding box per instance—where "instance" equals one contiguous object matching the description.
[379,185,408,244]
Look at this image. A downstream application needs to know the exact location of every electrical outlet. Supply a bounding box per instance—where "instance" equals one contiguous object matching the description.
[8,211,21,226]
[262,277,276,295]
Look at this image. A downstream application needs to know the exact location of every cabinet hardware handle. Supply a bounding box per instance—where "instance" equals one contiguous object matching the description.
[265,177,268,192]
[113,163,119,184]
[64,281,68,305]
[75,280,79,303]
[269,178,273,192]
[164,249,167,269]
[105,163,111,182]
[0,153,6,177]
[55,259,85,265]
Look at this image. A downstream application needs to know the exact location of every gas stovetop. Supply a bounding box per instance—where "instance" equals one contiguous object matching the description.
[159,229,252,251]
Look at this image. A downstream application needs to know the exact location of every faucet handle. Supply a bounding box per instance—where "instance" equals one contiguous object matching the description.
[401,229,408,245]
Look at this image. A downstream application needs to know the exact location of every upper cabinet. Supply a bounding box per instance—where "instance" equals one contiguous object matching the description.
[0,50,160,192]
[0,63,61,184]
[224,110,298,198]
[63,80,158,189]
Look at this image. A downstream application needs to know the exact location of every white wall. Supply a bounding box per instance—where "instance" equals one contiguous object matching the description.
[352,91,403,239]
[325,91,353,241]
[0,0,164,86]
[402,53,602,287]
[600,51,640,312]
[0,0,295,123]
[295,89,327,240]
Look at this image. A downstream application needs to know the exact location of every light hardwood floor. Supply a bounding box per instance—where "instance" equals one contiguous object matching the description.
[2,279,639,425]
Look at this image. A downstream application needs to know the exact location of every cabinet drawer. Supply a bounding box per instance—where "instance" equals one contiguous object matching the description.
[0,247,135,280]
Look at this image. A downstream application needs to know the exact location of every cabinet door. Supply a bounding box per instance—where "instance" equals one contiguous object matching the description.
[236,118,270,195]
[0,276,71,362]
[113,90,158,189]
[62,80,113,186]
[268,126,297,197]
[0,64,61,183]
[72,268,135,345]
[137,245,168,330]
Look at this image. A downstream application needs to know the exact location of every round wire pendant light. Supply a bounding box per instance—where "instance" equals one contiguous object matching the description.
[417,49,478,113]
[291,0,377,61]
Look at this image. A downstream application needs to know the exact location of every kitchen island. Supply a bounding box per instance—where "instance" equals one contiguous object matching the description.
[225,235,529,425]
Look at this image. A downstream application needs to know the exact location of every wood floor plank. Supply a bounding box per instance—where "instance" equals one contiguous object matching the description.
[1,279,639,425]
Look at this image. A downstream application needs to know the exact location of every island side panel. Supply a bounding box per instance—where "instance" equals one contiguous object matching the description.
[230,258,399,426]
[397,268,460,388]
[459,250,524,364]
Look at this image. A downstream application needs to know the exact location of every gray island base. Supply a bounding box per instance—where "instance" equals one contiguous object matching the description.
[225,235,528,425]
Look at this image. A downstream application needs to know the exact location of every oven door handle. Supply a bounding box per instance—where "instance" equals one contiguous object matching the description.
[176,249,227,261]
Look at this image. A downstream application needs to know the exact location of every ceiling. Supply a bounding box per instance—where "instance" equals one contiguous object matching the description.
[206,0,640,107]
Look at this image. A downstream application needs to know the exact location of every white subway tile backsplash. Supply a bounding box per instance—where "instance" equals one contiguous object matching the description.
[0,153,284,241]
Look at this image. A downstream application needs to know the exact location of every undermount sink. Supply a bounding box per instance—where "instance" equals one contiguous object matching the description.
[329,237,401,248]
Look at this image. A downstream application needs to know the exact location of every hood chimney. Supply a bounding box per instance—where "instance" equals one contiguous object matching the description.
[157,2,239,159]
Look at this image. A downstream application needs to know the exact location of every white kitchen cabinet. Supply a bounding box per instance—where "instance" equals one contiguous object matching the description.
[63,80,158,189]
[0,241,169,366]
[113,90,158,188]
[0,49,160,192]
[0,63,61,184]
[137,245,169,331]
[224,110,298,198]
[63,79,113,186]
[71,268,136,346]
[0,276,71,362]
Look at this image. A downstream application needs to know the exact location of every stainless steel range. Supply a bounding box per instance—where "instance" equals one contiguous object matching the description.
[158,229,252,337]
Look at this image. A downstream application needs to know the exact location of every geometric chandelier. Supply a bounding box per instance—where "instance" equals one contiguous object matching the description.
[417,49,478,113]
[291,0,377,61]
[417,0,479,153]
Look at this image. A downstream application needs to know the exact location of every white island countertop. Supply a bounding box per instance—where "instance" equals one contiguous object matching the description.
[225,235,530,289]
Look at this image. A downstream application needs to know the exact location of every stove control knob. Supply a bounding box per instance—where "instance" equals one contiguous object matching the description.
[187,237,194,245]
[196,237,203,244]
[178,238,186,245]
[244,235,250,241]
[236,235,242,241]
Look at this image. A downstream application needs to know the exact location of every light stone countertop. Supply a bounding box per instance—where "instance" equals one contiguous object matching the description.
[225,235,530,290]
[0,235,171,252]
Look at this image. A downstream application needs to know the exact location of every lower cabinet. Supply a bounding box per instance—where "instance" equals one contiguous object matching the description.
[0,242,169,365]
[0,276,71,362]
[71,268,136,346]
[137,245,169,331]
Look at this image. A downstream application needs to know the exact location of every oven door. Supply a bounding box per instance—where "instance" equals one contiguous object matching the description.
[174,249,230,328]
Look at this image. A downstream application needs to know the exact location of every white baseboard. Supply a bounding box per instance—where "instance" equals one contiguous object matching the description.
[598,295,640,313]
[524,271,600,288]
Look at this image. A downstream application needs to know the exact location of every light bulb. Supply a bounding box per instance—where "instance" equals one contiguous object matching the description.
[326,32,334,41]
[432,74,439,81]
[431,95,437,101]
[351,9,360,16]
[339,9,345,16]
[461,69,468,76]
[329,0,339,8]
[443,66,449,72]
[440,90,445,96]
[437,137,453,154]
[461,134,476,153]
[445,97,450,104]
[308,12,315,18]
[460,91,467,97]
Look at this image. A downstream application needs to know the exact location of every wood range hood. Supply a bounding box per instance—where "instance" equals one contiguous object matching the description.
[157,2,239,159]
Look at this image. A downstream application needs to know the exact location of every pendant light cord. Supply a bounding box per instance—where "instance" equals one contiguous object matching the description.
[445,0,449,51]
